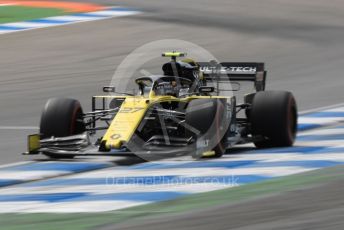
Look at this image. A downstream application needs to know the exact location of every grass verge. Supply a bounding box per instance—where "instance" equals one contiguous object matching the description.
[0,6,67,24]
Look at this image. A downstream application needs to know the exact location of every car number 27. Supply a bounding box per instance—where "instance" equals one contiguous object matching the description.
[119,107,144,113]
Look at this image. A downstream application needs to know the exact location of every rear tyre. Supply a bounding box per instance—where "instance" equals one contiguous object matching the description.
[186,99,228,158]
[250,91,297,148]
[40,98,85,159]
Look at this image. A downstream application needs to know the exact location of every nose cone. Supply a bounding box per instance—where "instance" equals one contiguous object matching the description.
[100,98,149,151]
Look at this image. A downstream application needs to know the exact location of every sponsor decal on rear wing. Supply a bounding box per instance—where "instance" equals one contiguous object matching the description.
[198,62,266,91]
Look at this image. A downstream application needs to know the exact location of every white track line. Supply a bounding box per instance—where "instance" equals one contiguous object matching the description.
[22,201,150,213]
[0,161,32,170]
[298,117,343,124]
[6,22,58,28]
[300,102,344,114]
[299,128,344,136]
[0,170,71,180]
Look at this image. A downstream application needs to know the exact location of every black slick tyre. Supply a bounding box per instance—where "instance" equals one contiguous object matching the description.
[250,91,297,148]
[40,98,85,159]
[186,99,228,158]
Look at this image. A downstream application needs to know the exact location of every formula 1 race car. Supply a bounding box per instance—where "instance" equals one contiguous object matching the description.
[25,52,297,159]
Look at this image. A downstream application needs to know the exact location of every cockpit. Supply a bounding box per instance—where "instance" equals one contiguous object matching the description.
[154,76,192,97]
[135,76,193,98]
[134,53,202,98]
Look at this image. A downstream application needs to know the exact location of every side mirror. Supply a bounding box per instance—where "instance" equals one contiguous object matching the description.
[199,86,215,93]
[103,86,115,93]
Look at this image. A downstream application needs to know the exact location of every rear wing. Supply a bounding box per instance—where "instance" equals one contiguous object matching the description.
[198,62,266,91]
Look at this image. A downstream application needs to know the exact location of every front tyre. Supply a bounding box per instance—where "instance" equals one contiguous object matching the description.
[250,91,297,148]
[40,98,85,159]
[186,99,228,158]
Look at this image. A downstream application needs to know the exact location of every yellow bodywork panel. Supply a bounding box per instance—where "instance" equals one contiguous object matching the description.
[102,97,149,149]
[162,52,185,57]
[201,150,215,157]
[28,134,40,153]
[98,94,231,150]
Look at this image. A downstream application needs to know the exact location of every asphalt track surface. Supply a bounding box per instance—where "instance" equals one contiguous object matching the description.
[105,167,344,230]
[0,0,344,164]
[0,0,343,229]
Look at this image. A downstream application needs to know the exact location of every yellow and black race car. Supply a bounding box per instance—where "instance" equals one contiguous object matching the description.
[25,52,297,159]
